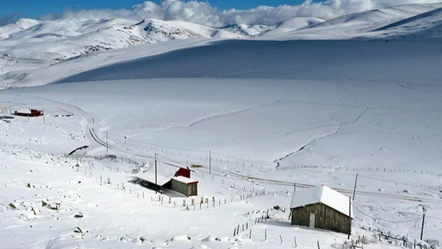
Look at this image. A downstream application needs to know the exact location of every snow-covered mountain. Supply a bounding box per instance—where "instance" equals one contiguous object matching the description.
[140,19,242,42]
[0,17,242,80]
[371,6,442,38]
[1,2,442,86]
[219,24,272,37]
[0,18,238,63]
[260,17,324,37]
[270,3,442,40]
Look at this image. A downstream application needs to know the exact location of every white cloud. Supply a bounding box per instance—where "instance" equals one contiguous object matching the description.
[44,0,442,26]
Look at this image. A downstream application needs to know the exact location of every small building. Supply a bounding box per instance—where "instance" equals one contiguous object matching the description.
[171,176,198,196]
[133,163,198,197]
[290,185,352,234]
[14,109,44,117]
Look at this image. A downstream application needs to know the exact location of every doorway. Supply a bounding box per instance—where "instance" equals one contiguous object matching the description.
[309,213,315,228]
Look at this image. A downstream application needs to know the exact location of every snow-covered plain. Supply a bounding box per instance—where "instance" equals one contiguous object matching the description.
[1,2,442,249]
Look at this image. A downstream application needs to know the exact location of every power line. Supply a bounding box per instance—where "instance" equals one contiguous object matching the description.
[105,129,441,196]
[108,131,207,153]
[108,131,277,168]
[211,151,274,167]
[289,167,355,176]
[426,215,442,222]
[157,154,194,168]
[359,175,433,187]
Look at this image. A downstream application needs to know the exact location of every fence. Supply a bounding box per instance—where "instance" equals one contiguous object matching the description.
[105,131,442,178]
[67,131,442,248]
[378,232,433,249]
[66,154,278,213]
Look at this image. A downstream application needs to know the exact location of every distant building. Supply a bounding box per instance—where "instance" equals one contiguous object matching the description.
[14,109,44,117]
[290,185,352,234]
[133,163,198,197]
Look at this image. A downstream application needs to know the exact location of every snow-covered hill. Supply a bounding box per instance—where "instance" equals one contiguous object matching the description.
[219,24,272,37]
[270,3,442,40]
[140,19,241,42]
[0,18,238,65]
[0,18,41,39]
[371,7,442,38]
[260,17,324,37]
[1,2,442,84]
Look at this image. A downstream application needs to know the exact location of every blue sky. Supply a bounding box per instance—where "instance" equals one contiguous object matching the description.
[1,0,308,20]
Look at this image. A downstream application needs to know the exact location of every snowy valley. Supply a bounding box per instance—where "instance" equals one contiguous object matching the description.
[1,1,442,249]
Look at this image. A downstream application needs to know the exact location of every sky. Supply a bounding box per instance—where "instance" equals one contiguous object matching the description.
[1,0,308,20]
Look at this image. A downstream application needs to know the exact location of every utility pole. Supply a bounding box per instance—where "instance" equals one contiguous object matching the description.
[106,131,109,153]
[42,108,45,125]
[352,173,359,201]
[8,101,11,114]
[155,153,158,193]
[420,212,426,241]
[348,196,352,240]
[209,151,212,175]
[294,183,296,192]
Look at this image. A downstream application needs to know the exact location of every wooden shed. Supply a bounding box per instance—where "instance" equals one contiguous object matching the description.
[14,109,44,117]
[171,176,198,196]
[290,185,352,234]
[133,163,198,197]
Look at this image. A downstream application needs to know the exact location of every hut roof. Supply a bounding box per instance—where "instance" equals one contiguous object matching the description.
[172,176,198,184]
[16,109,32,114]
[290,185,353,217]
[135,162,179,186]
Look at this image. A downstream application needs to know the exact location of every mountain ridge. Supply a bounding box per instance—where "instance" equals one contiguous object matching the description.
[1,2,442,88]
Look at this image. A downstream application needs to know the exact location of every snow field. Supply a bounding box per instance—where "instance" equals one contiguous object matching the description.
[1,71,442,248]
[0,14,442,247]
[0,140,351,249]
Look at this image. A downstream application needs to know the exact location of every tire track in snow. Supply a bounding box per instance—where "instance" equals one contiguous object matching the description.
[127,100,281,138]
[24,95,442,204]
[279,99,441,114]
[285,122,341,136]
[24,95,108,148]
[188,100,281,127]
[276,108,370,164]
[204,166,442,204]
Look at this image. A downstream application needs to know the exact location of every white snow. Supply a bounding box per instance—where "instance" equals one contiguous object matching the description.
[134,157,190,186]
[369,6,442,38]
[173,176,198,185]
[1,2,442,88]
[137,169,173,187]
[265,3,442,40]
[1,2,442,249]
[290,185,353,217]
[15,108,32,114]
